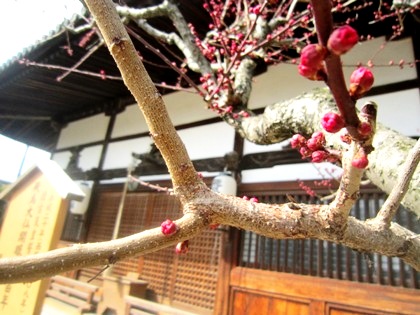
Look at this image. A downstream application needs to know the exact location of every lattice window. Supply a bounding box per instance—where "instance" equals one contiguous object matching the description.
[238,187,420,289]
[78,186,223,313]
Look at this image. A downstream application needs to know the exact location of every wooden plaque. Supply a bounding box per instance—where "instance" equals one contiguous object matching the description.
[0,160,84,315]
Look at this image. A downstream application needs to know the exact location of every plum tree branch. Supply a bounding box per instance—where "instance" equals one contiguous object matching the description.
[0,213,207,284]
[0,191,418,284]
[374,139,420,228]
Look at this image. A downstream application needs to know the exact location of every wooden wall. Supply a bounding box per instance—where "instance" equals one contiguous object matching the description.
[229,267,420,315]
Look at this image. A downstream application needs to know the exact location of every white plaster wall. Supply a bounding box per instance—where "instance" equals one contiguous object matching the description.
[56,114,109,149]
[52,145,102,172]
[178,122,235,159]
[52,151,72,170]
[103,137,153,170]
[112,90,214,138]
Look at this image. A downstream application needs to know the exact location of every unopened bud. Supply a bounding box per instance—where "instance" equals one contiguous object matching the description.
[327,26,359,55]
[358,121,372,136]
[175,240,189,254]
[291,134,306,148]
[300,44,327,68]
[299,146,312,158]
[311,150,328,163]
[349,67,374,98]
[351,153,369,169]
[321,112,345,133]
[298,64,326,81]
[307,131,326,150]
[161,219,177,236]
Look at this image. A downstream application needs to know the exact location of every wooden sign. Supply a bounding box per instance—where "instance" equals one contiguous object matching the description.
[0,160,84,315]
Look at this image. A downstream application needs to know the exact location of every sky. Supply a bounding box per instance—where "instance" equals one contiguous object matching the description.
[0,0,84,183]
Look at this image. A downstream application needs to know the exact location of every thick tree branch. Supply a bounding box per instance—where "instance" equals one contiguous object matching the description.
[238,90,420,217]
[84,0,203,195]
[0,192,418,284]
[0,213,207,284]
[374,139,420,228]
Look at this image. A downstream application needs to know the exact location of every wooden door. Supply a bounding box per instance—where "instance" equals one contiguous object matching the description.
[229,267,420,315]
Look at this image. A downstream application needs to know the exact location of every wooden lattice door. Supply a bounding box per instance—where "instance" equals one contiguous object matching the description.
[79,185,224,314]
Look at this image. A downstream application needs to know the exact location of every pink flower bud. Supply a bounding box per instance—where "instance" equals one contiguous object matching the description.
[298,64,326,81]
[358,122,372,136]
[311,150,328,163]
[161,219,177,236]
[242,195,250,200]
[321,112,345,133]
[327,26,359,55]
[349,67,374,98]
[175,240,189,254]
[300,44,327,68]
[291,134,306,148]
[299,146,312,158]
[351,154,369,169]
[307,131,326,150]
[250,197,259,203]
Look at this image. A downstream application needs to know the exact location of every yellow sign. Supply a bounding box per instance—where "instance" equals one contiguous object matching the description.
[0,161,84,315]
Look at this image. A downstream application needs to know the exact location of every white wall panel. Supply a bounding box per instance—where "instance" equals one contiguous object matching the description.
[248,64,323,109]
[56,114,109,149]
[52,151,71,170]
[79,145,102,170]
[103,137,153,170]
[177,122,235,160]
[112,104,148,138]
[112,91,214,138]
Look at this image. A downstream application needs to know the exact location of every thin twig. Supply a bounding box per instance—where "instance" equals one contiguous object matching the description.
[129,175,174,194]
[19,59,123,81]
[57,39,105,81]
[375,139,420,228]
[126,27,204,96]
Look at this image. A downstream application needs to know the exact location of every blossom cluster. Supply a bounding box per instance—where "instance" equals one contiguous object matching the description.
[291,131,338,164]
[298,25,374,99]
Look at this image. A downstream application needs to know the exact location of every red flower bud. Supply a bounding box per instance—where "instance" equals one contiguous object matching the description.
[291,134,306,148]
[300,44,327,68]
[307,131,326,150]
[358,121,372,136]
[321,112,345,133]
[351,153,369,169]
[349,67,374,98]
[175,240,189,254]
[161,219,177,236]
[298,64,326,81]
[311,150,328,163]
[299,146,312,158]
[250,197,259,203]
[327,26,359,55]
